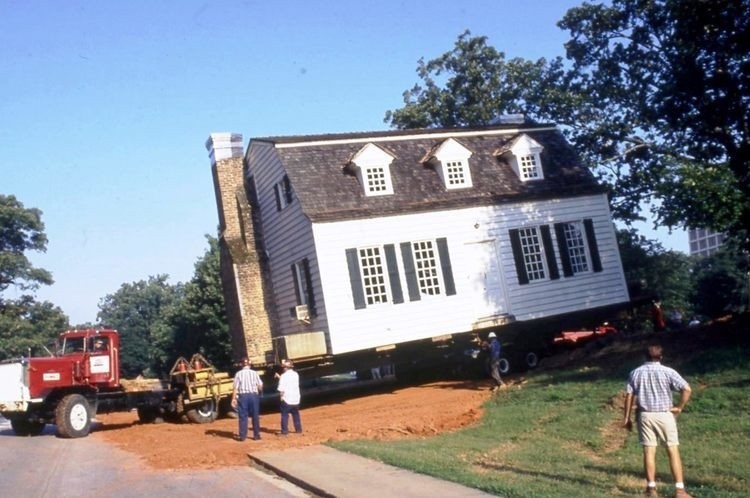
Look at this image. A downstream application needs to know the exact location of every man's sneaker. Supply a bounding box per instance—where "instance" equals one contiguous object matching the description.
[674,489,692,498]
[644,486,658,496]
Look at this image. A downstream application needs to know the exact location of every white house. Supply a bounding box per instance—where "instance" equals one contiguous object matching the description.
[207,122,630,369]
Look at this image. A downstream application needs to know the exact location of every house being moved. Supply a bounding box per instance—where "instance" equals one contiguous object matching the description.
[206,121,630,374]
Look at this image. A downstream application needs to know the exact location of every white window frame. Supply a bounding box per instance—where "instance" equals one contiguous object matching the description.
[518,227,546,282]
[509,134,544,182]
[363,165,393,195]
[358,246,390,305]
[427,138,473,190]
[349,143,396,197]
[411,240,442,296]
[562,222,590,274]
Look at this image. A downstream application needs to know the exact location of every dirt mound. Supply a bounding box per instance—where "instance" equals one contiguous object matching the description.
[92,378,493,470]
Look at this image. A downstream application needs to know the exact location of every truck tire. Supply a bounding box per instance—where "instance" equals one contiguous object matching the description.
[498,357,511,376]
[524,351,540,369]
[10,419,45,437]
[186,399,218,424]
[55,394,92,438]
[137,407,164,424]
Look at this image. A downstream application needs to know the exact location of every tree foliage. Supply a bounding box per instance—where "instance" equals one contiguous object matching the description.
[691,237,749,318]
[0,194,53,296]
[0,297,69,360]
[97,275,182,377]
[386,1,750,243]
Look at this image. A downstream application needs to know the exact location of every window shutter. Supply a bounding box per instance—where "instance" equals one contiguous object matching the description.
[345,248,367,309]
[384,244,403,304]
[540,225,559,280]
[274,184,282,211]
[283,175,293,205]
[583,219,603,272]
[508,229,529,285]
[302,258,316,315]
[554,223,574,277]
[291,263,301,304]
[436,237,456,296]
[400,242,421,301]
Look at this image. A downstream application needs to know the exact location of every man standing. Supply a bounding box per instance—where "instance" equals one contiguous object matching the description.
[276,359,302,435]
[231,358,263,441]
[487,332,505,392]
[623,344,692,497]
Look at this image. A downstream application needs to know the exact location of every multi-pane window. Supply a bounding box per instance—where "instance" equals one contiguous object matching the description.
[292,260,311,305]
[519,227,546,281]
[358,247,388,305]
[274,175,293,210]
[563,222,589,274]
[365,166,389,194]
[412,240,441,295]
[445,160,468,187]
[519,154,541,180]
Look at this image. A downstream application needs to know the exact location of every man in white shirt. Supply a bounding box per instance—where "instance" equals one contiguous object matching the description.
[276,359,302,435]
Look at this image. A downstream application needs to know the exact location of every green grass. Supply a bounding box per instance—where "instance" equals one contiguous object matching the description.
[330,322,750,497]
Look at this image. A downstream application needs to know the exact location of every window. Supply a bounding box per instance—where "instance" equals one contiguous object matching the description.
[348,143,395,196]
[424,138,473,189]
[518,228,546,281]
[412,240,441,295]
[359,247,389,305]
[518,154,540,180]
[562,222,589,274]
[274,175,293,210]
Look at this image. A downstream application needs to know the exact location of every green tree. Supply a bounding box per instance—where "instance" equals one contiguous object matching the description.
[0,194,53,295]
[558,0,750,238]
[691,238,749,318]
[162,236,232,372]
[97,275,182,377]
[0,297,68,360]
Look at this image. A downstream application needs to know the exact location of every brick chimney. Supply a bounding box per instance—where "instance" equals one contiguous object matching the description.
[206,133,274,365]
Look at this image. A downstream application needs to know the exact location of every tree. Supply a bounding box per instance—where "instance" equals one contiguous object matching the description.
[97,275,182,377]
[162,236,232,372]
[0,297,69,360]
[0,194,53,296]
[691,239,749,318]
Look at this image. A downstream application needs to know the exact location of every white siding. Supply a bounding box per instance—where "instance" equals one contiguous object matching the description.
[312,193,628,355]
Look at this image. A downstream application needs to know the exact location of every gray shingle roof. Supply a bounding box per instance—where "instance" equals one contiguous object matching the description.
[251,125,604,222]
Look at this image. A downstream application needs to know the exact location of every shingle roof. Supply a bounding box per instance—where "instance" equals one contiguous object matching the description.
[250,124,604,222]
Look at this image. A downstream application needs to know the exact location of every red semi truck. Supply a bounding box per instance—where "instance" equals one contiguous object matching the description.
[0,328,234,438]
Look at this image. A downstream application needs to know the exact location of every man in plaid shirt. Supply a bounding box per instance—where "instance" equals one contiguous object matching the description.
[623,344,692,498]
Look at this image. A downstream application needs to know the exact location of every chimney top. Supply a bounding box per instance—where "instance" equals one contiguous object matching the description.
[206,133,244,166]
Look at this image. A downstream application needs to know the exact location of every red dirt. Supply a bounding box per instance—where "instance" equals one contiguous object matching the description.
[92,378,493,470]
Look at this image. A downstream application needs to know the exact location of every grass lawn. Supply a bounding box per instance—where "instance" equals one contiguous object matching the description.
[330,316,750,497]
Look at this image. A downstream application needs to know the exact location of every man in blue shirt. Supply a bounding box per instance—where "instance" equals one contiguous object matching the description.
[623,344,692,498]
[487,332,505,392]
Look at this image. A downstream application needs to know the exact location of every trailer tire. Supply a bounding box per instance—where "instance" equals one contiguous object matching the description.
[137,407,163,424]
[55,394,92,438]
[186,399,218,424]
[524,351,540,369]
[498,357,511,376]
[10,419,45,436]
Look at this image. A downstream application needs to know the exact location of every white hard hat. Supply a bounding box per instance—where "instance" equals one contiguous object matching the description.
[488,332,497,338]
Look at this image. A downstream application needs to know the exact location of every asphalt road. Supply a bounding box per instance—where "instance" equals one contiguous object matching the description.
[0,417,311,498]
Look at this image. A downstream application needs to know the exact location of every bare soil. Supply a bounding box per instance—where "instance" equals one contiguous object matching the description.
[92,377,495,470]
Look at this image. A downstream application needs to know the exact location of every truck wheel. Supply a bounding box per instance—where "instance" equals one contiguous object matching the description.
[10,419,45,436]
[55,394,91,438]
[524,351,540,369]
[498,357,511,376]
[137,407,164,424]
[186,399,218,424]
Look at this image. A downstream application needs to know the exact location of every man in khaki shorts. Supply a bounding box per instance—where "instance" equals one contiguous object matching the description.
[623,344,692,497]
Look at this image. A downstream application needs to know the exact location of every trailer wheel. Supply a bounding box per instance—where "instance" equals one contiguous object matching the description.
[55,394,91,438]
[137,407,164,424]
[524,351,540,369]
[10,419,45,437]
[186,399,218,424]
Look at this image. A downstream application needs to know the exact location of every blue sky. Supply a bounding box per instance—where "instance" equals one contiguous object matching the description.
[1,1,687,325]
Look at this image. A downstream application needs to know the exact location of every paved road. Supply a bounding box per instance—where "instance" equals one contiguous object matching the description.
[0,418,311,498]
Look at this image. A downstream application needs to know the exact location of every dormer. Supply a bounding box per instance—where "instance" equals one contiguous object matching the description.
[347,143,395,196]
[496,134,545,181]
[422,138,473,189]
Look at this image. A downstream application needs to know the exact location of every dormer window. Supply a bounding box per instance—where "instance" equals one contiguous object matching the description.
[422,138,473,190]
[497,134,544,181]
[348,143,395,196]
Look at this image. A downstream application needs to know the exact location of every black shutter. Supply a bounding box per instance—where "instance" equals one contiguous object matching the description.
[400,242,421,301]
[436,237,456,296]
[384,244,403,304]
[583,219,603,272]
[540,225,559,280]
[302,258,316,315]
[274,184,282,211]
[509,229,529,285]
[283,175,293,205]
[345,248,367,309]
[554,223,574,277]
[291,263,301,304]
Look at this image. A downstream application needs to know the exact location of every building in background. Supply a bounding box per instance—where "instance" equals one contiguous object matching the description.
[689,228,726,257]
